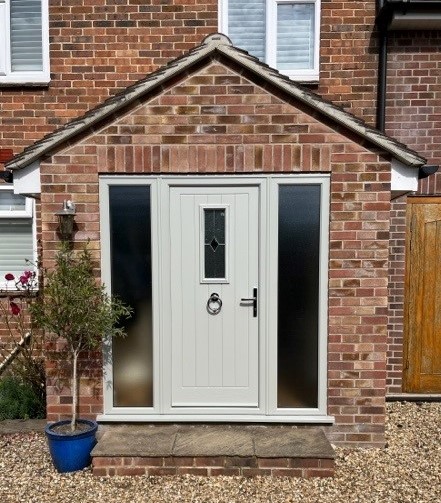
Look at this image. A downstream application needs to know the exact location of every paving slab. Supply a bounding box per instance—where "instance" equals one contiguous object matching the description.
[92,424,179,457]
[253,427,335,458]
[173,426,254,456]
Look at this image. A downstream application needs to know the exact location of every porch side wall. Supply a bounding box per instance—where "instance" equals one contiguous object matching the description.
[40,61,390,446]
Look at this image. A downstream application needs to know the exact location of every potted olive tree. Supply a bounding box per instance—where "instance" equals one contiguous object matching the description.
[31,244,131,472]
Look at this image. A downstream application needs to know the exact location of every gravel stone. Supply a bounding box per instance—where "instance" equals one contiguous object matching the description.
[1,402,440,502]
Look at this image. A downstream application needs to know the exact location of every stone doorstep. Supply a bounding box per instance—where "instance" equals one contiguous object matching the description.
[91,424,335,477]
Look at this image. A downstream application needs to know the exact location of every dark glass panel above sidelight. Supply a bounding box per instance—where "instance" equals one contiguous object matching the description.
[277,184,320,408]
[109,185,153,408]
[204,208,226,279]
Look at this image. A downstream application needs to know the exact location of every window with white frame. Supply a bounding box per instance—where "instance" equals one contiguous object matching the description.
[0,187,35,288]
[0,0,50,84]
[220,0,320,81]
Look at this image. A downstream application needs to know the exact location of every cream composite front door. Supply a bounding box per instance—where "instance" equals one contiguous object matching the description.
[100,175,330,422]
[169,186,259,409]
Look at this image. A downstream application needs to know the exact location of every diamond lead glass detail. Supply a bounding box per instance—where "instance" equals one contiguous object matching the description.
[204,208,226,279]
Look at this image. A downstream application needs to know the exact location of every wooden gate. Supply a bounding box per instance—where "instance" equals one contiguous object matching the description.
[404,197,441,392]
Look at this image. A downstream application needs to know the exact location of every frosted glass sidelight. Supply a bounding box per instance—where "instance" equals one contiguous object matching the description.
[109,186,153,407]
[277,185,320,408]
[10,0,43,71]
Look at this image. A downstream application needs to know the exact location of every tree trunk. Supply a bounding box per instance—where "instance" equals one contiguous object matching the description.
[71,350,79,432]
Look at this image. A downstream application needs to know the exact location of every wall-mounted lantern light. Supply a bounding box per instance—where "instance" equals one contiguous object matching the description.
[56,200,76,241]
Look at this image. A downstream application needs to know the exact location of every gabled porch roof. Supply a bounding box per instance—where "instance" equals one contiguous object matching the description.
[6,33,426,172]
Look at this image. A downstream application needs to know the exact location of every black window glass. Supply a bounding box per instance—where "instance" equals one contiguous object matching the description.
[278,185,320,408]
[204,208,226,279]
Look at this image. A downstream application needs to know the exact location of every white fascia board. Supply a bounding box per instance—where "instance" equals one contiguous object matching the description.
[391,158,418,197]
[13,161,41,196]
[390,13,441,31]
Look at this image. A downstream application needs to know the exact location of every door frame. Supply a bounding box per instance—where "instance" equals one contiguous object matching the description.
[98,174,333,423]
[167,184,261,411]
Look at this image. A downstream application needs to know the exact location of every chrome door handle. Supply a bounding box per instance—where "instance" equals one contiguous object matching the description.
[241,287,257,317]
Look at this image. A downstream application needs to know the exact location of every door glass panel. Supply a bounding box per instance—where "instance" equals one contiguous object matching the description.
[109,185,153,407]
[278,185,320,408]
[204,208,226,279]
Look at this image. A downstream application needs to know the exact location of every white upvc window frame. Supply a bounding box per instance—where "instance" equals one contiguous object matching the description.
[0,0,50,85]
[0,187,37,290]
[219,0,320,82]
[0,185,33,217]
[266,0,320,81]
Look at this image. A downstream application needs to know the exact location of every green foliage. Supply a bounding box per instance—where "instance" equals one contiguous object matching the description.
[0,264,46,407]
[30,243,132,429]
[0,375,45,420]
[31,243,132,354]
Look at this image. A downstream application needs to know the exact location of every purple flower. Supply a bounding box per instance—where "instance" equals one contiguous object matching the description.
[10,302,21,316]
[18,270,34,285]
[5,273,15,281]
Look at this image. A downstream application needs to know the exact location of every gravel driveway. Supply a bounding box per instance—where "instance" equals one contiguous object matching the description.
[0,402,440,503]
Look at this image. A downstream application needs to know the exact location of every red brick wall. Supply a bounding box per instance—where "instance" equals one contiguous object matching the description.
[319,1,377,125]
[387,196,407,394]
[40,60,390,446]
[0,0,218,155]
[387,31,441,170]
[2,0,430,422]
[0,0,380,159]
[385,30,441,392]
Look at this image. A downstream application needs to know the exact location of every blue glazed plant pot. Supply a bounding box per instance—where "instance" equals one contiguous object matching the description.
[45,419,98,473]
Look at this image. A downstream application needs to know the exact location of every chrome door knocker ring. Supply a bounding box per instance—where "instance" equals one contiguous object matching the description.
[207,292,222,315]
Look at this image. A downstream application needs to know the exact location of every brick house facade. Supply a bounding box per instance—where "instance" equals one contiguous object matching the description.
[1,0,440,448]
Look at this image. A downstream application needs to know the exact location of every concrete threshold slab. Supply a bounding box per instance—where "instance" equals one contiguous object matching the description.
[92,424,335,459]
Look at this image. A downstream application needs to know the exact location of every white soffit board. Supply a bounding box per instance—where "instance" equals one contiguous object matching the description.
[13,161,40,196]
[391,159,418,195]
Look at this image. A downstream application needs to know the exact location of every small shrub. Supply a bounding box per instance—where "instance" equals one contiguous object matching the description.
[31,244,132,431]
[0,266,46,405]
[0,375,45,420]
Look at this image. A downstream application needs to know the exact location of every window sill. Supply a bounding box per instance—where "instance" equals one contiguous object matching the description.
[0,73,50,87]
[0,288,38,298]
[285,72,319,84]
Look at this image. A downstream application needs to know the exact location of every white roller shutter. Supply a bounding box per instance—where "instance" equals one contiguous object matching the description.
[0,1,7,75]
[277,3,315,70]
[10,0,43,71]
[0,219,34,280]
[228,0,266,62]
